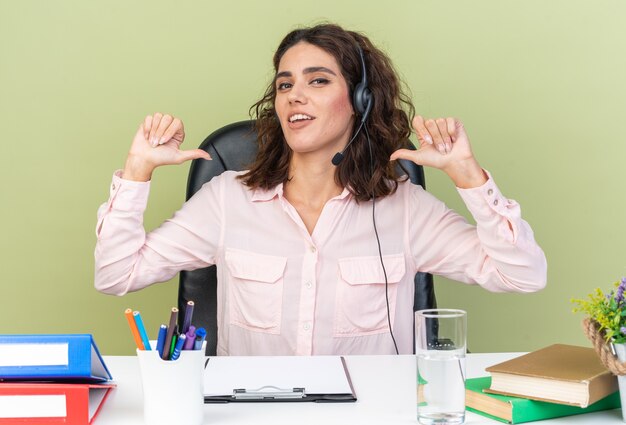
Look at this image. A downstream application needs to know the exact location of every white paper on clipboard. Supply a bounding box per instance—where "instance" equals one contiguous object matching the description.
[203,356,355,400]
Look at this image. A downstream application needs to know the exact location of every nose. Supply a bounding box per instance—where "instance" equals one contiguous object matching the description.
[287,81,307,104]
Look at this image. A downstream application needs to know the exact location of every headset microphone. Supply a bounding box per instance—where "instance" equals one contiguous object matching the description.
[331,119,366,166]
[331,151,345,167]
[331,46,373,167]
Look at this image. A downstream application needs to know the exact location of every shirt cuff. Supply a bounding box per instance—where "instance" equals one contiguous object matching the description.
[108,170,151,211]
[455,170,515,222]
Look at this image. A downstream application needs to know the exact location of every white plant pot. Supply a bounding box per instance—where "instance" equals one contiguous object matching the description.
[611,343,626,422]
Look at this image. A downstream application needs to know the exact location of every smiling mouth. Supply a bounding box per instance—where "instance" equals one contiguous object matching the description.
[288,113,315,123]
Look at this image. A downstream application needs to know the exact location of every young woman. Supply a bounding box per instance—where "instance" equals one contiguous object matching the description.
[95,24,546,355]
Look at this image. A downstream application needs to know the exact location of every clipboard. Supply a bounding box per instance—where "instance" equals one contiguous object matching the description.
[203,356,357,403]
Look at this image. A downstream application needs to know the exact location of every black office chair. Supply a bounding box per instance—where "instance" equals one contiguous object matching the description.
[178,120,437,355]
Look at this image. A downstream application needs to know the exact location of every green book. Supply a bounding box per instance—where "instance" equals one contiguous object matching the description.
[466,377,621,424]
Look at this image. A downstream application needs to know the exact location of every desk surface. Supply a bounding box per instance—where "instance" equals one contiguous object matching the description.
[97,353,623,425]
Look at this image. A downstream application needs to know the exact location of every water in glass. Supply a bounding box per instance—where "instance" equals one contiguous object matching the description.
[417,348,465,425]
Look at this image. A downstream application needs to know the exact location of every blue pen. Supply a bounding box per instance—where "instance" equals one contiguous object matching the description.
[170,334,186,361]
[133,311,152,350]
[194,327,207,351]
[156,324,167,358]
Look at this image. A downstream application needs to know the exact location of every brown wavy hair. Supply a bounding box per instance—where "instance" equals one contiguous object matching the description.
[239,23,415,202]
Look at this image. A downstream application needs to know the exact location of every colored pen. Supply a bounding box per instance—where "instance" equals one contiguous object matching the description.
[162,307,178,360]
[182,301,195,334]
[183,325,196,350]
[170,334,186,360]
[169,334,178,359]
[156,324,167,358]
[124,308,144,350]
[194,327,207,351]
[133,311,152,350]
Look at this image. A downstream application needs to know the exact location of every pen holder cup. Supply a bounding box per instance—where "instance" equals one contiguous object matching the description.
[137,342,206,425]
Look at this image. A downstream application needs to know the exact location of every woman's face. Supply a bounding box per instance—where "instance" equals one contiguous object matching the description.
[274,42,355,159]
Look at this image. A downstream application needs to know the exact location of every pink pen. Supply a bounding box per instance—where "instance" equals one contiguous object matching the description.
[183,325,196,350]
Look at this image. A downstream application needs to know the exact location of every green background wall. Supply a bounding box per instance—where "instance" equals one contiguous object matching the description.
[1,1,624,355]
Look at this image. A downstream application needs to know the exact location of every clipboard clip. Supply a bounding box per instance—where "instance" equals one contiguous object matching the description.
[233,386,306,400]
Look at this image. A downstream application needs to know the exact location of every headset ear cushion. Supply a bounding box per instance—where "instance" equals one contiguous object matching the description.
[353,85,373,119]
[363,88,372,109]
[353,83,367,115]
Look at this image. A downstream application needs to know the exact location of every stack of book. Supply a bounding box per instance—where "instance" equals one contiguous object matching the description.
[466,343,621,424]
[0,334,115,424]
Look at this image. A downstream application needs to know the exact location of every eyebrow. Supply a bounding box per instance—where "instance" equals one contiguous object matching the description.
[274,66,338,81]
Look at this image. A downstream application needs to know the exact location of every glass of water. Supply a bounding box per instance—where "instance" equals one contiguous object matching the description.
[415,309,467,425]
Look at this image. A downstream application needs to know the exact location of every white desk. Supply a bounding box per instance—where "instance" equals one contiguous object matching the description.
[97,353,623,424]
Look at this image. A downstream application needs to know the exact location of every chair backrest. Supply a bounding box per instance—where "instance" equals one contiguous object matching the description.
[178,120,437,355]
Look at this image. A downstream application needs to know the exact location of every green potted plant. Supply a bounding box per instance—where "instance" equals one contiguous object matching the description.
[572,277,626,421]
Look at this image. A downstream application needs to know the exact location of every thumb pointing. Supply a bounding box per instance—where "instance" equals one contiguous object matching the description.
[389,148,422,164]
[178,149,212,163]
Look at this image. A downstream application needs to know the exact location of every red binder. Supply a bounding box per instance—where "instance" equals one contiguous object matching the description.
[0,382,115,424]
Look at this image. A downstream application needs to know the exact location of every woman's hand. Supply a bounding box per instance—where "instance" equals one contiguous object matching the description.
[123,113,211,181]
[390,115,487,189]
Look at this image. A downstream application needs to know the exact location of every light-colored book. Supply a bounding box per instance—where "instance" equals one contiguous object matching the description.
[485,343,617,408]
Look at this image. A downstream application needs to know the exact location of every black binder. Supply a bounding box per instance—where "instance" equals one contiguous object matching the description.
[203,356,357,403]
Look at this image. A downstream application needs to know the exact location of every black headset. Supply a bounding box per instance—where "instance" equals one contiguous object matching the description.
[331,44,400,355]
[331,46,373,166]
[352,46,374,124]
